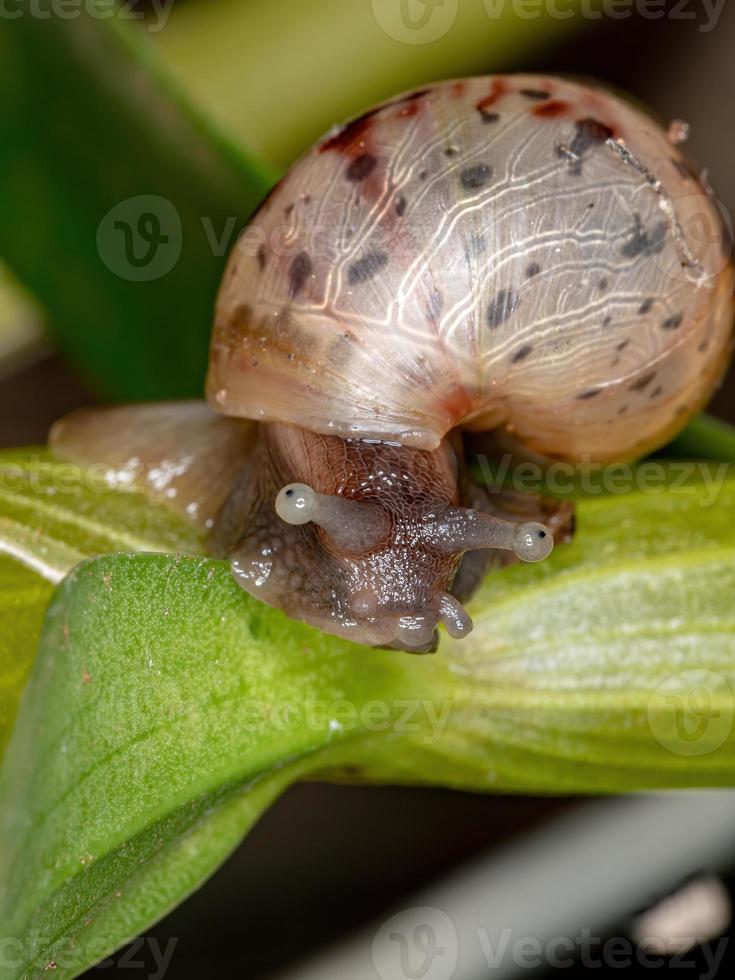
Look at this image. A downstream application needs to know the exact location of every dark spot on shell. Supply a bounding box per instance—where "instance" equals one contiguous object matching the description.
[444,145,459,157]
[320,91,430,155]
[557,118,614,175]
[533,99,569,118]
[256,244,267,271]
[521,88,550,101]
[418,169,428,181]
[603,316,613,327]
[271,306,314,356]
[320,113,375,153]
[486,289,519,328]
[348,251,389,286]
[526,262,541,278]
[629,370,657,392]
[288,252,313,298]
[577,388,602,400]
[476,78,507,119]
[617,339,630,351]
[395,194,407,217]
[346,153,378,182]
[699,339,710,353]
[228,302,252,330]
[397,99,421,119]
[618,405,629,416]
[621,214,667,258]
[661,312,684,330]
[511,344,533,363]
[284,203,295,218]
[638,298,654,315]
[598,277,609,292]
[460,164,493,192]
[650,385,664,398]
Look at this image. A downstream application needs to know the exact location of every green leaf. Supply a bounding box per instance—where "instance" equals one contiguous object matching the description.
[0,449,203,755]
[0,5,275,400]
[0,450,204,583]
[3,461,735,977]
[0,557,52,761]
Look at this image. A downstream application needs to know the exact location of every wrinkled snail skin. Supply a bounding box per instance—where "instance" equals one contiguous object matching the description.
[52,74,734,653]
[207,422,557,653]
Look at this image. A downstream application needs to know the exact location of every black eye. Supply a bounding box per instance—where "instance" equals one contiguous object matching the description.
[538,530,547,538]
[285,489,294,498]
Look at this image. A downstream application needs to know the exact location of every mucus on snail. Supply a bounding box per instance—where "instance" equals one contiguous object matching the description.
[52,75,734,653]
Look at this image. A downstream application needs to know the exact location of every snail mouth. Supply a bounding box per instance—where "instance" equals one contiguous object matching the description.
[390,592,474,653]
[344,589,473,654]
[230,546,466,653]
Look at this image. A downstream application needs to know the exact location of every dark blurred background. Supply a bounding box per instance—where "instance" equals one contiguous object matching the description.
[3,2,735,978]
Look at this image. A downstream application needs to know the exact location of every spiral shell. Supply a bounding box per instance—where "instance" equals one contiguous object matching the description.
[209,74,733,461]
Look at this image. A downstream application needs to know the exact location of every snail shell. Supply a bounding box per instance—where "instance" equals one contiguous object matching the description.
[52,75,734,653]
[210,74,733,462]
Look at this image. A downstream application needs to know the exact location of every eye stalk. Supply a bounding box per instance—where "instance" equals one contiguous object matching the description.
[275,483,390,554]
[276,485,555,563]
[429,507,555,563]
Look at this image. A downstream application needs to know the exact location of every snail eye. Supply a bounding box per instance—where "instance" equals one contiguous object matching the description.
[512,523,554,563]
[275,484,317,525]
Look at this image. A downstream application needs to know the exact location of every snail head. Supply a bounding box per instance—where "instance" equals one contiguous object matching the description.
[215,423,552,653]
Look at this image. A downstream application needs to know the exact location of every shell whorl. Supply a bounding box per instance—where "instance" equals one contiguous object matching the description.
[208,74,733,460]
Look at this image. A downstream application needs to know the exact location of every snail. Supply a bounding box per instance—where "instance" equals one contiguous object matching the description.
[52,74,734,653]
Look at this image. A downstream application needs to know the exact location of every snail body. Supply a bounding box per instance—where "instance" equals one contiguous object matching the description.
[53,74,734,652]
